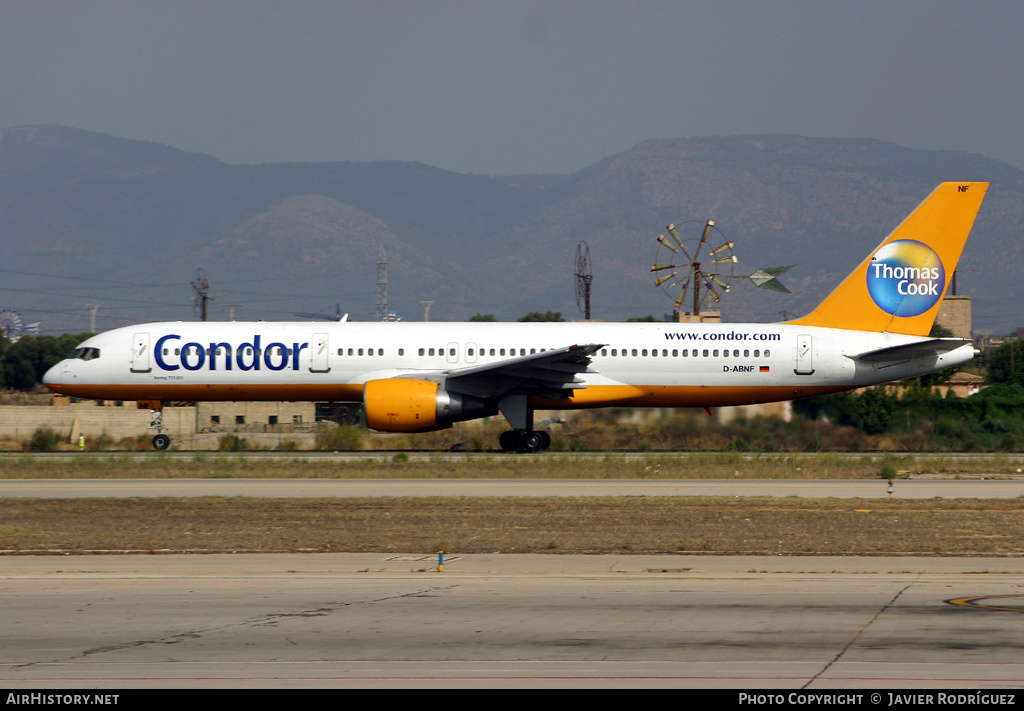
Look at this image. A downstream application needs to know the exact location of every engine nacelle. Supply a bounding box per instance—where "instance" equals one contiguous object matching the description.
[363,378,493,432]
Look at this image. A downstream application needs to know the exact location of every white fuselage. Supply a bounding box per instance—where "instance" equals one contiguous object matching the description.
[44,320,974,410]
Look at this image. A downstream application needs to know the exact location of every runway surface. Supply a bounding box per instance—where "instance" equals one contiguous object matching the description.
[3,477,1024,498]
[3,554,1024,689]
[5,476,1024,689]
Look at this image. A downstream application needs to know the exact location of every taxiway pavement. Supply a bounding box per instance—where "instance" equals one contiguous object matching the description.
[3,477,1024,498]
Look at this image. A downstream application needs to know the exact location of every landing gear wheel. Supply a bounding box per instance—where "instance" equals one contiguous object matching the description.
[152,434,170,450]
[499,430,518,452]
[518,430,543,453]
[499,429,550,453]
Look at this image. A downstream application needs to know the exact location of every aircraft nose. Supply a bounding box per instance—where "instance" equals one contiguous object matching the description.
[42,362,63,388]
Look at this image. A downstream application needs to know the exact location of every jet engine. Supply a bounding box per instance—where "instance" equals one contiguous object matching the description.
[363,378,493,432]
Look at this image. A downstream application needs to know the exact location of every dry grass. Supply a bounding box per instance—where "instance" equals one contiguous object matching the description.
[0,451,1022,480]
[2,497,1023,556]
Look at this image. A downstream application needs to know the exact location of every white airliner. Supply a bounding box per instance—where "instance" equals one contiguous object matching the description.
[44,182,987,451]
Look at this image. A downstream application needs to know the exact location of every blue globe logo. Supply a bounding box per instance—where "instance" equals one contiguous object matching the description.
[865,240,945,318]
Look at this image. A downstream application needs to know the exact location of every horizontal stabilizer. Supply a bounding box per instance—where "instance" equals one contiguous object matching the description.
[850,338,971,363]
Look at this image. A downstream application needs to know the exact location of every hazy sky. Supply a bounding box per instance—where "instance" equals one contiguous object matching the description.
[2,1,1023,176]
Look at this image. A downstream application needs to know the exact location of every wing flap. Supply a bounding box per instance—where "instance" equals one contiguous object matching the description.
[430,343,604,399]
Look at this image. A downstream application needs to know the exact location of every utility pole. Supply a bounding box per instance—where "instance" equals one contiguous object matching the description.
[419,301,434,322]
[86,304,99,333]
[376,247,387,321]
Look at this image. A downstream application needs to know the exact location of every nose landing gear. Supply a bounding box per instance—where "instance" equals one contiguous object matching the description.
[140,400,170,450]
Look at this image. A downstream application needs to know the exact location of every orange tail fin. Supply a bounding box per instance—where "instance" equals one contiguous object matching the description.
[787,182,987,336]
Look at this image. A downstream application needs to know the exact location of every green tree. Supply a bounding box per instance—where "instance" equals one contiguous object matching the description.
[468,313,497,322]
[984,339,1024,386]
[0,332,94,390]
[518,311,564,322]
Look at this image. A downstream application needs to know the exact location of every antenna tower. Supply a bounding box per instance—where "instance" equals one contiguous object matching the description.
[376,247,388,322]
[575,241,593,320]
[191,268,211,321]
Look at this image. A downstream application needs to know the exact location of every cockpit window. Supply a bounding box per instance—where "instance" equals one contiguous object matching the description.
[71,347,101,361]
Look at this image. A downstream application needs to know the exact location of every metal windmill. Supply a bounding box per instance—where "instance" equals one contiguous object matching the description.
[650,220,738,314]
[0,309,39,342]
[575,241,593,320]
[650,220,794,313]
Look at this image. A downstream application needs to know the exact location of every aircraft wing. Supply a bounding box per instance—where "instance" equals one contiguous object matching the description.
[401,343,605,400]
[849,338,972,364]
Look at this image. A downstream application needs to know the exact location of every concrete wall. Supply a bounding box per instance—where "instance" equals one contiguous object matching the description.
[0,403,195,442]
[1,400,321,449]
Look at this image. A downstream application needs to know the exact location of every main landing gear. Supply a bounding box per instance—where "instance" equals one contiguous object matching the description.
[496,394,550,453]
[499,429,551,453]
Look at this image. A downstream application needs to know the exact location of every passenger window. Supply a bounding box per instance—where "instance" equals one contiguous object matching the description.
[399,349,404,356]
[428,348,435,356]
[642,349,648,357]
[631,349,638,356]
[754,350,759,358]
[702,349,709,357]
[765,349,771,357]
[744,350,749,357]
[418,348,424,356]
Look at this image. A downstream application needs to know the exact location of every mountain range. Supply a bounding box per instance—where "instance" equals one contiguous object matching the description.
[1,125,1021,335]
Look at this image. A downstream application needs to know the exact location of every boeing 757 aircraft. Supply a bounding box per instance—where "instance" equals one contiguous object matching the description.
[44,182,988,451]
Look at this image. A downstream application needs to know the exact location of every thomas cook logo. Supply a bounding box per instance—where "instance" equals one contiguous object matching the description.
[866,239,945,318]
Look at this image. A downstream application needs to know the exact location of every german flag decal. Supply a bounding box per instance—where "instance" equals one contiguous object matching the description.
[760,365,770,373]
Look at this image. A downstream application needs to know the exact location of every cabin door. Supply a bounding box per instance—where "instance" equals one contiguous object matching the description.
[131,333,152,373]
[310,333,331,373]
[795,334,815,375]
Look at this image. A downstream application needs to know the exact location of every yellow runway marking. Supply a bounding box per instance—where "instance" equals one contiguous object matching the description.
[946,595,1024,612]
